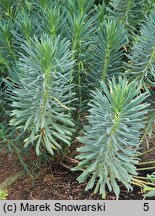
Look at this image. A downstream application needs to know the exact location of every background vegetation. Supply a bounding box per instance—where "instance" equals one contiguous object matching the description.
[0,0,155,199]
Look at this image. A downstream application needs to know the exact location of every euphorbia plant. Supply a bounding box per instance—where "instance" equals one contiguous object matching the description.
[73,77,150,198]
[10,34,75,156]
[0,0,155,200]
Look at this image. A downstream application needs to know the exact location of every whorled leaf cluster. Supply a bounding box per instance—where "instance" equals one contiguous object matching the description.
[10,35,75,156]
[73,77,149,198]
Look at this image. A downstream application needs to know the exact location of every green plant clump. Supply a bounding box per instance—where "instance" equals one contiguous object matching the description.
[0,189,8,200]
[0,0,155,199]
[73,77,149,198]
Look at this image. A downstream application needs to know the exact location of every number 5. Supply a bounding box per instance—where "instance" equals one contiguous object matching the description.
[143,203,149,211]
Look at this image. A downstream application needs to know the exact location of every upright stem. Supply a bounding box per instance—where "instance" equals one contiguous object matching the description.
[123,0,132,25]
[102,43,110,81]
[71,39,83,123]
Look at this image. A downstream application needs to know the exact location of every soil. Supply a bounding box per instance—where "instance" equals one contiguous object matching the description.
[0,138,155,200]
[0,154,142,200]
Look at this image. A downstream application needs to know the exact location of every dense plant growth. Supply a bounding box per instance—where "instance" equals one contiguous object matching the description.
[73,77,149,198]
[0,0,155,199]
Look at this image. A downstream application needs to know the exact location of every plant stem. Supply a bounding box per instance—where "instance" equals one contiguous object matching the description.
[124,0,132,25]
[102,44,110,81]
[64,155,79,164]
[78,63,82,111]
[133,175,148,180]
[0,171,24,190]
[135,146,155,157]
[10,142,31,175]
[3,137,30,175]
[137,166,155,171]
[132,178,155,186]
[137,160,155,166]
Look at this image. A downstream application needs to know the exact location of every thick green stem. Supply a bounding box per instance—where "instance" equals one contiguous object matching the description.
[102,44,110,81]
[77,60,84,121]
[70,40,77,77]
[123,0,132,25]
[71,39,83,122]
[107,112,120,151]
[41,68,51,120]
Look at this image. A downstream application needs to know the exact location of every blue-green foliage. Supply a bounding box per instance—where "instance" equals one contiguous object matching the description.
[126,13,155,86]
[10,35,75,156]
[89,19,127,86]
[0,0,155,200]
[108,0,147,38]
[73,77,149,198]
